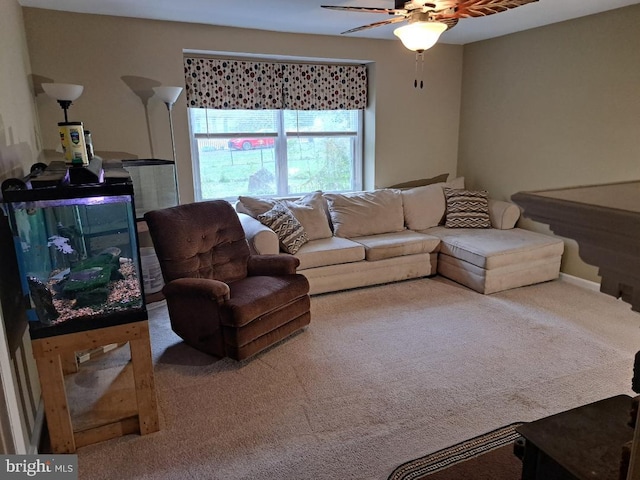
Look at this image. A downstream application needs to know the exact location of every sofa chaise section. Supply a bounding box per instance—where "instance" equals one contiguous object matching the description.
[425,226,564,294]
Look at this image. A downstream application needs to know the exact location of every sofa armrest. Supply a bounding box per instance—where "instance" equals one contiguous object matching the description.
[238,212,280,254]
[248,254,300,276]
[488,199,520,230]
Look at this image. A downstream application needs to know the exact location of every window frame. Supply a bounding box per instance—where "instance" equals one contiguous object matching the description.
[189,109,363,201]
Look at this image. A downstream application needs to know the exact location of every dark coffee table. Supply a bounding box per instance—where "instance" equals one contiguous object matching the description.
[516,395,634,480]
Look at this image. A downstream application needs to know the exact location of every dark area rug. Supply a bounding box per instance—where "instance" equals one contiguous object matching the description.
[388,423,524,480]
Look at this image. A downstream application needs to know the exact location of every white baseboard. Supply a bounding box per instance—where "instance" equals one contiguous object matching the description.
[559,273,600,292]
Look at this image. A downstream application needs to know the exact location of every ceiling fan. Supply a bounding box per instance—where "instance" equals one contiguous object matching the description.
[321,0,539,52]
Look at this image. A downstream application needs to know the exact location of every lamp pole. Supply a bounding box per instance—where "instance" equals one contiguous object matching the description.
[152,86,184,203]
[164,101,177,164]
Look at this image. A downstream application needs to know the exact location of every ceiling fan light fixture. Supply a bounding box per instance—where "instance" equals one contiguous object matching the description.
[393,21,447,52]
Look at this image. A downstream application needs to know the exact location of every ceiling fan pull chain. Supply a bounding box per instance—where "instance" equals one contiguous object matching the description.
[413,52,425,90]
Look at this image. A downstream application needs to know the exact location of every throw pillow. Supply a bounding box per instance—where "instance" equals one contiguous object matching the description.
[257,204,309,254]
[324,189,404,238]
[280,191,333,241]
[443,188,491,229]
[236,192,333,241]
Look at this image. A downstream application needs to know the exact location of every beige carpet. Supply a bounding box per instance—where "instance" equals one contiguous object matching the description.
[70,277,640,479]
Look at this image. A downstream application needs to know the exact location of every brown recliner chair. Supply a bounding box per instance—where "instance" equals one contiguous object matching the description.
[144,200,310,361]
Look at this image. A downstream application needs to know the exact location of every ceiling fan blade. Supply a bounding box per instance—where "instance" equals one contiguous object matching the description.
[440,17,459,30]
[341,16,407,34]
[322,5,406,15]
[438,0,538,19]
[395,0,437,8]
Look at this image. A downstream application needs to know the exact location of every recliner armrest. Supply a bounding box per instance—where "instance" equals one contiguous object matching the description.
[163,278,230,304]
[247,254,300,276]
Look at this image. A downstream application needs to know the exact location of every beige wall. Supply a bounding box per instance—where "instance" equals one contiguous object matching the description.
[23,8,463,203]
[0,0,43,454]
[0,1,41,180]
[458,5,640,281]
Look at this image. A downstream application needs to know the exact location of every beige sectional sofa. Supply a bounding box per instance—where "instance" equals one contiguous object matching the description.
[236,178,564,295]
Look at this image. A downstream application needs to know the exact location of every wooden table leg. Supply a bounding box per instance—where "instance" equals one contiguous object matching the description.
[129,322,159,435]
[60,351,78,375]
[34,354,76,453]
[520,439,540,480]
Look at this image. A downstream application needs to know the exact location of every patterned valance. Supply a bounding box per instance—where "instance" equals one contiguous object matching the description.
[184,57,367,110]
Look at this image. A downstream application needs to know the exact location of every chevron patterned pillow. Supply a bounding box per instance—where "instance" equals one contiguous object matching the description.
[443,188,491,229]
[258,203,309,254]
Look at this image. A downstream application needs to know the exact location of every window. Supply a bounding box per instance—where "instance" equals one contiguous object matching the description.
[183,57,367,201]
[189,108,363,201]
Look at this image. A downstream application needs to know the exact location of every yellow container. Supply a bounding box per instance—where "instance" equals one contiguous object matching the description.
[58,121,88,165]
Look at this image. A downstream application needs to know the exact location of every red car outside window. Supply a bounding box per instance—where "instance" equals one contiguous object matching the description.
[227,137,275,150]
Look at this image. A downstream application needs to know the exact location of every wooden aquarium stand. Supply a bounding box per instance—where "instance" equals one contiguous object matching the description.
[32,320,159,453]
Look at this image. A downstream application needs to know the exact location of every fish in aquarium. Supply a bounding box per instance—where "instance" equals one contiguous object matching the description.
[47,234,74,254]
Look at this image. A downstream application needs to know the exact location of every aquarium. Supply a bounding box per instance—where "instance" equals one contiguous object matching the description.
[2,183,147,339]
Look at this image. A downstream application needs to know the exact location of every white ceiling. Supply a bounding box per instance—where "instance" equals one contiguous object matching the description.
[18,0,640,45]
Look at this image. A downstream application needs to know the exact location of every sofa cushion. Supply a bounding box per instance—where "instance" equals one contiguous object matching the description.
[401,177,466,231]
[324,189,404,238]
[444,188,491,229]
[237,192,333,241]
[257,204,308,254]
[281,192,333,241]
[401,183,448,231]
[294,237,365,270]
[303,252,437,295]
[351,231,441,261]
[236,195,275,217]
[426,226,564,270]
[223,274,310,328]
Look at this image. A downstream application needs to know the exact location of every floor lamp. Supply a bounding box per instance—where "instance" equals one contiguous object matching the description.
[42,83,84,123]
[153,86,183,202]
